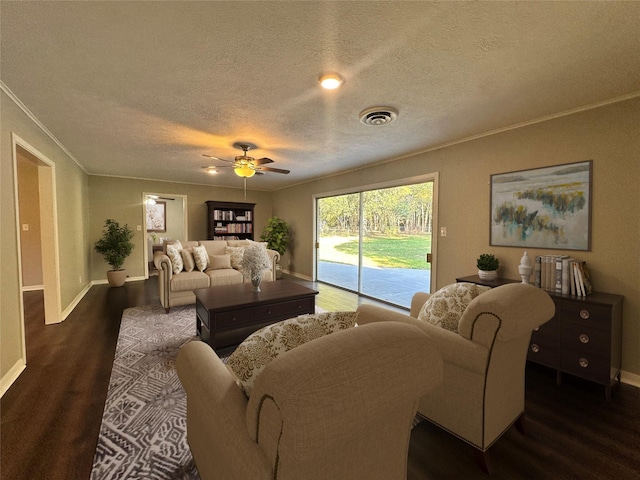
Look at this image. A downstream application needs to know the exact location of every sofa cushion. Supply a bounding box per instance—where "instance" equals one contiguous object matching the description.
[207,268,243,286]
[198,240,228,256]
[192,245,209,272]
[166,243,184,274]
[225,246,245,270]
[208,254,231,270]
[170,270,210,292]
[417,282,491,333]
[226,311,358,397]
[181,249,195,272]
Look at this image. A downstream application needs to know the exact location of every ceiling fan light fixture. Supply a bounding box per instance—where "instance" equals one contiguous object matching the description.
[235,163,255,178]
[319,72,344,90]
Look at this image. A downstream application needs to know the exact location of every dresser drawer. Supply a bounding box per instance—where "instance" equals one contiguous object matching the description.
[561,322,610,353]
[528,330,560,368]
[561,350,610,383]
[561,302,611,331]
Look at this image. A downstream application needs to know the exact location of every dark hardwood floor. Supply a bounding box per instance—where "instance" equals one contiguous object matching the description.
[2,277,639,479]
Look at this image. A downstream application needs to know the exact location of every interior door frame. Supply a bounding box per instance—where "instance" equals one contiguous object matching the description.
[141,192,189,278]
[11,133,63,372]
[313,172,439,295]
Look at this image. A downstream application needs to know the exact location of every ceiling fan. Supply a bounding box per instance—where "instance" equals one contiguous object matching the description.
[202,142,290,178]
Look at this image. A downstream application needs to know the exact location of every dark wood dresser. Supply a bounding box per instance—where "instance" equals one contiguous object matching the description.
[456,275,623,400]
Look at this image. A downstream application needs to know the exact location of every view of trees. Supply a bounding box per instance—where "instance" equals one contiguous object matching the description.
[318,183,434,236]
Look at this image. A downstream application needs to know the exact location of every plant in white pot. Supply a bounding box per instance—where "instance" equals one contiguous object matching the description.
[94,219,135,287]
[477,253,499,280]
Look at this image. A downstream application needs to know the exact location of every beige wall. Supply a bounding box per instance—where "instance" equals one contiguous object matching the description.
[2,86,638,391]
[88,176,274,281]
[1,89,91,385]
[272,98,640,376]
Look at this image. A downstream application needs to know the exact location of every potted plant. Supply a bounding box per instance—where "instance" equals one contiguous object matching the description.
[260,216,290,279]
[94,219,135,287]
[477,253,499,280]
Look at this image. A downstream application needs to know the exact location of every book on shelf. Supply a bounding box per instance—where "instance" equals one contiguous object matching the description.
[535,254,592,296]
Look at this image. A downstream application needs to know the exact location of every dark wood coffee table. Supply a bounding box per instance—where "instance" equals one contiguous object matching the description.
[194,280,319,350]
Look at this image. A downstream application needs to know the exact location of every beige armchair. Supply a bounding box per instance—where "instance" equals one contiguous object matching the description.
[177,321,443,480]
[356,283,555,474]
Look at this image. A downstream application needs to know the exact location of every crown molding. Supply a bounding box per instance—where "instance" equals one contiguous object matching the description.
[1,81,87,174]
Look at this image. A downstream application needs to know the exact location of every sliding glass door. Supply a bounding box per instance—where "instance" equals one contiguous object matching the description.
[316,179,434,308]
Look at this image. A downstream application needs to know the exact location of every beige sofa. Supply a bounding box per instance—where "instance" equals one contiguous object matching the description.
[154,239,280,313]
[177,321,443,480]
[355,283,555,474]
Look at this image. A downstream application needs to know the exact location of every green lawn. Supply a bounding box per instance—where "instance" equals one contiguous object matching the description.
[333,234,432,269]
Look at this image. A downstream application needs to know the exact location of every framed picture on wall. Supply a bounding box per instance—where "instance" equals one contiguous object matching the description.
[490,160,592,251]
[146,201,166,232]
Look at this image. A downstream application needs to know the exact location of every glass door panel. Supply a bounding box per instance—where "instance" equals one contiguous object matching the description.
[316,181,434,309]
[317,193,360,291]
[361,184,433,306]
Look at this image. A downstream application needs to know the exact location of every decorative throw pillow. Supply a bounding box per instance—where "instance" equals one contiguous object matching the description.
[248,240,269,249]
[225,246,245,270]
[208,254,231,270]
[227,311,358,397]
[169,240,183,252]
[417,282,491,333]
[166,243,183,274]
[192,245,209,272]
[180,249,195,272]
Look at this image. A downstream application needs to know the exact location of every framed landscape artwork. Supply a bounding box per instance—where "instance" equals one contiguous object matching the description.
[490,160,592,251]
[146,201,166,232]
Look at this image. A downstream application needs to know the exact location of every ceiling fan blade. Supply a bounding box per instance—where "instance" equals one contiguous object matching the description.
[253,157,274,165]
[202,154,235,163]
[257,166,290,174]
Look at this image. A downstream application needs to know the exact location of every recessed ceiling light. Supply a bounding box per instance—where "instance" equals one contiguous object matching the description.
[319,72,344,90]
[205,166,218,175]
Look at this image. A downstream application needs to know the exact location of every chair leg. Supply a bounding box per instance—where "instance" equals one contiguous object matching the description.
[474,449,493,475]
[515,413,527,435]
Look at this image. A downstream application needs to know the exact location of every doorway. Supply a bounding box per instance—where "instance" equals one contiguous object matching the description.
[315,174,438,309]
[13,134,62,369]
[142,192,188,278]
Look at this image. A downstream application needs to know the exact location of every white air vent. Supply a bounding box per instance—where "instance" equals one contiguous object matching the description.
[359,107,398,126]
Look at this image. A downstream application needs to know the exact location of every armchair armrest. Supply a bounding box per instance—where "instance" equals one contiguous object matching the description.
[356,304,488,374]
[176,342,271,479]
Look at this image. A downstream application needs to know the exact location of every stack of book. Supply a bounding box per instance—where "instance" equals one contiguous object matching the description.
[534,255,592,296]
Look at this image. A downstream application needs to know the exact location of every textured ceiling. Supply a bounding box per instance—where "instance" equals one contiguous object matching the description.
[2,1,639,191]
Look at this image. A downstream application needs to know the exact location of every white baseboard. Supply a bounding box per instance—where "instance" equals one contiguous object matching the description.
[0,359,26,398]
[620,370,640,388]
[61,282,94,321]
[21,285,44,292]
[92,275,146,285]
[282,269,312,281]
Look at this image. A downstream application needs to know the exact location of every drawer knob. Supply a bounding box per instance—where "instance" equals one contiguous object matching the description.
[579,333,590,344]
[579,357,589,368]
[267,310,272,315]
[580,309,590,320]
[531,344,540,353]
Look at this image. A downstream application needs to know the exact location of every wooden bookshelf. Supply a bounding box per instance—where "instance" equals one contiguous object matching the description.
[206,201,255,241]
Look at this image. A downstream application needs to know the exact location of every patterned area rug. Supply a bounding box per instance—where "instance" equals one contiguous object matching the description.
[91,304,201,479]
[91,303,326,479]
